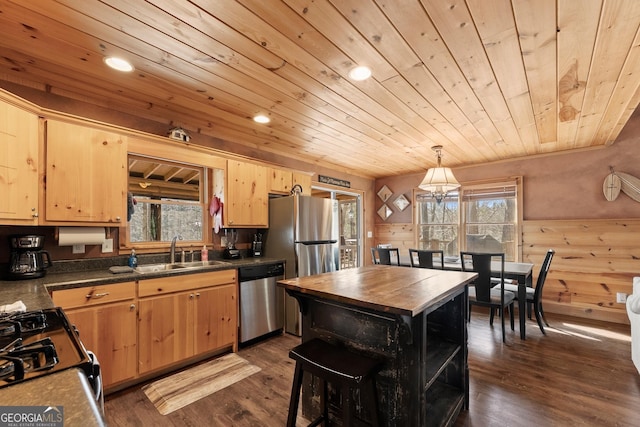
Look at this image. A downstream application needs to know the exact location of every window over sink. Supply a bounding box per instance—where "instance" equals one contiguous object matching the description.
[127,155,205,244]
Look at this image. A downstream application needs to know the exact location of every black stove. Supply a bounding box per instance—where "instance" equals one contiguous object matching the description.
[0,308,95,389]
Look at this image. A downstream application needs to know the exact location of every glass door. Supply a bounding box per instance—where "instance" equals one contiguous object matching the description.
[311,187,362,270]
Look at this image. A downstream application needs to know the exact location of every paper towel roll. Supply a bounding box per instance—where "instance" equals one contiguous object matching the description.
[58,227,105,246]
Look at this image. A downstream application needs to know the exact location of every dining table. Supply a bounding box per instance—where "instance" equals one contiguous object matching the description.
[400,253,534,339]
[446,260,533,340]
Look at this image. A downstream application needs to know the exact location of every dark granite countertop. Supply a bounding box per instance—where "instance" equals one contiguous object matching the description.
[0,256,285,295]
[0,368,105,427]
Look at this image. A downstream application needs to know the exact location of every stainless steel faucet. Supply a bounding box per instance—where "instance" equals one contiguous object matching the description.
[170,235,183,264]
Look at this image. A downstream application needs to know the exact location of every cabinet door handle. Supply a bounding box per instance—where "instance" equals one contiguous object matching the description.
[130,304,136,311]
[86,292,109,299]
[189,293,195,299]
[195,292,201,298]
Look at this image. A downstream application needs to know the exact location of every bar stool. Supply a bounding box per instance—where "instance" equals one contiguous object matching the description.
[286,338,382,427]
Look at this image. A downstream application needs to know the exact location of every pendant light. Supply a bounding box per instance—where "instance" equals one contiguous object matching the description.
[418,145,460,203]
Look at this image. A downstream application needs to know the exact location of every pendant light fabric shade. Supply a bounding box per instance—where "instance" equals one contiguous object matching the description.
[419,146,460,202]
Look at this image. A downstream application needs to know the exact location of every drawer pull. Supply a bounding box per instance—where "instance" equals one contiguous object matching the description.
[86,292,110,299]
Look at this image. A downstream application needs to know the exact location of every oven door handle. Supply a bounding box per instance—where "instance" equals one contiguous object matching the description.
[86,350,104,414]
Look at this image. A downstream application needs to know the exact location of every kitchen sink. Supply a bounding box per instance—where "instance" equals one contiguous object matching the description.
[134,260,231,274]
[177,260,232,268]
[134,263,187,273]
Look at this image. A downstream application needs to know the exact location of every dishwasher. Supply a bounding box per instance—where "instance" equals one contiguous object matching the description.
[238,262,285,344]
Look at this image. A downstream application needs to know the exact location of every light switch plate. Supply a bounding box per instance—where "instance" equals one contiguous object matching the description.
[102,238,114,253]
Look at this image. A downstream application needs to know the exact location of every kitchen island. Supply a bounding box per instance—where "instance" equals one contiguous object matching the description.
[278,265,477,427]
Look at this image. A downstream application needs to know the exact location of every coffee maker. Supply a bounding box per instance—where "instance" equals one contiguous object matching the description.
[7,235,52,280]
[251,233,263,257]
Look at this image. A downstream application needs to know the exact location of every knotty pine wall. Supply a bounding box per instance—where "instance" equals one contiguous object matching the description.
[523,219,640,325]
[374,109,640,325]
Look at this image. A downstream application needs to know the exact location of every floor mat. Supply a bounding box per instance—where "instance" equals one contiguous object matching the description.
[142,353,261,415]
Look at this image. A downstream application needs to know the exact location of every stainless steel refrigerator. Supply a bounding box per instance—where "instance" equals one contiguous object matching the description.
[265,194,339,335]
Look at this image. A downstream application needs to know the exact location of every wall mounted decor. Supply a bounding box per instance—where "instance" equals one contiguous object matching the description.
[377,185,392,202]
[393,194,410,211]
[377,204,393,220]
[604,167,640,203]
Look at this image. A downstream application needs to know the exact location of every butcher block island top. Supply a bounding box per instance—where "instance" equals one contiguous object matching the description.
[277,264,477,317]
[278,265,478,426]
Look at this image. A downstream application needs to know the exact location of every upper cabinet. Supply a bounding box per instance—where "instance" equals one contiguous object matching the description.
[292,172,312,195]
[225,160,268,227]
[268,167,292,194]
[0,97,40,225]
[44,119,127,224]
[268,168,313,196]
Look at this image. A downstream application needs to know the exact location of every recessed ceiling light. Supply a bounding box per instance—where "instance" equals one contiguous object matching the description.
[253,115,270,124]
[348,65,372,81]
[104,56,134,72]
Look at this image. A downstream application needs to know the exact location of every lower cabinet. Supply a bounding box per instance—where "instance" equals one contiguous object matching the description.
[51,282,138,389]
[137,270,238,375]
[193,283,236,354]
[52,269,238,390]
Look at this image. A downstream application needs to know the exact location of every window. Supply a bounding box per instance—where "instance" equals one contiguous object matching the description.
[415,178,522,261]
[416,192,459,256]
[128,155,205,244]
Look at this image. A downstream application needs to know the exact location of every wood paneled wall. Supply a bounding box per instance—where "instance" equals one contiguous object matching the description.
[374,218,638,325]
[523,219,639,325]
[373,223,414,263]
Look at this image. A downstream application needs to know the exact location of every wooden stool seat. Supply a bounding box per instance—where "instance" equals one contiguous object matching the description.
[287,339,382,427]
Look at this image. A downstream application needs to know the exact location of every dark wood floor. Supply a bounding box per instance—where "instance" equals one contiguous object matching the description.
[105,311,639,426]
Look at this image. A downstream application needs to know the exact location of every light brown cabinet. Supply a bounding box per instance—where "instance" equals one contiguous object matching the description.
[0,98,40,224]
[268,167,292,194]
[45,119,127,224]
[268,168,313,196]
[51,282,137,389]
[137,291,191,373]
[292,172,312,195]
[137,270,237,375]
[225,160,268,227]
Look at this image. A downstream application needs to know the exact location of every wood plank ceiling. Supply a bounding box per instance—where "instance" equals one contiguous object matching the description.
[0,0,639,179]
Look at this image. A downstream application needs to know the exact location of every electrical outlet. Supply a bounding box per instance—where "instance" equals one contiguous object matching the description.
[102,238,114,253]
[72,244,85,254]
[616,292,627,303]
[221,236,228,247]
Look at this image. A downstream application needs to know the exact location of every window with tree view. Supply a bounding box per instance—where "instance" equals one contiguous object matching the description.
[417,192,459,257]
[128,156,205,243]
[415,178,521,261]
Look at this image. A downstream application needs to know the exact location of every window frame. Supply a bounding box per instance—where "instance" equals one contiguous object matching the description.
[122,154,210,251]
[413,176,523,261]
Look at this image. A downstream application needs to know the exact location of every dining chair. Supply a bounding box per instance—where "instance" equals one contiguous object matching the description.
[408,249,444,269]
[371,247,379,264]
[460,252,515,343]
[372,247,400,265]
[494,249,555,334]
